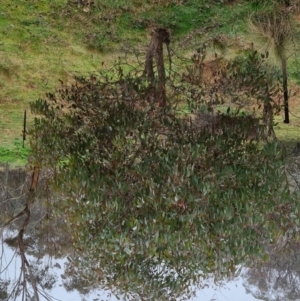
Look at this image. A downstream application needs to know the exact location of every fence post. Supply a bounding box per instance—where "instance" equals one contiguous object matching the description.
[23,110,26,148]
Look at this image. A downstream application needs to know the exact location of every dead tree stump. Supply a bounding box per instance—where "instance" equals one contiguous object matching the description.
[262,84,276,140]
[143,28,170,107]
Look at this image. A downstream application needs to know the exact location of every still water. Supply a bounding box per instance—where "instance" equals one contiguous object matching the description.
[0,230,275,301]
[1,168,298,301]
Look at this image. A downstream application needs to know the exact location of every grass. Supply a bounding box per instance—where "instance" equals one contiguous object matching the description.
[1,0,300,165]
[273,81,300,151]
[0,139,30,166]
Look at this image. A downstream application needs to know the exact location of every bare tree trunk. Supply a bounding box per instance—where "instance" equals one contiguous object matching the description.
[263,84,276,140]
[144,38,155,83]
[143,28,170,107]
[155,32,167,107]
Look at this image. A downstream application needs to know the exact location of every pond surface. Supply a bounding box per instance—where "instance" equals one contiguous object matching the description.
[1,168,298,301]
[0,232,270,301]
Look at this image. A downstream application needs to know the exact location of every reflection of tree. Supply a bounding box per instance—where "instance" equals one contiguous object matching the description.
[0,280,10,301]
[0,166,64,301]
[243,241,300,301]
[1,165,72,258]
[5,260,58,301]
[62,268,90,295]
[66,255,209,301]
[27,261,57,291]
[0,166,95,300]
[0,165,27,225]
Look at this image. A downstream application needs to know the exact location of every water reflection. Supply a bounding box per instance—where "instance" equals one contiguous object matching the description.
[1,229,119,301]
[243,241,300,301]
[0,167,297,301]
[1,234,261,301]
[0,216,264,300]
[0,228,266,301]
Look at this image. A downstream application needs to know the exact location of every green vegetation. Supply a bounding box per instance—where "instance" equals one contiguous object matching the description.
[2,1,300,300]
[0,140,29,166]
[29,65,299,300]
[3,0,300,165]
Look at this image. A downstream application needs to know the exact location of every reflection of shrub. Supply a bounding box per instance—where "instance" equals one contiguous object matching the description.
[29,61,298,300]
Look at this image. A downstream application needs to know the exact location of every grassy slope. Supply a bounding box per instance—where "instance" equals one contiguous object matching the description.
[0,0,299,165]
[0,0,120,164]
